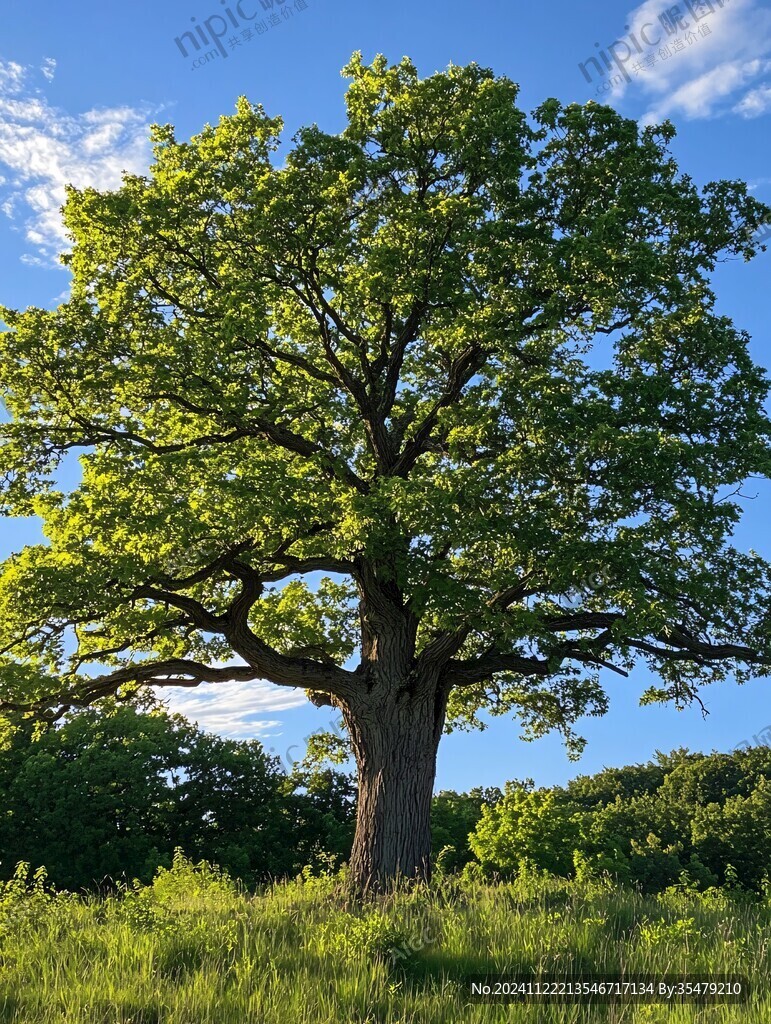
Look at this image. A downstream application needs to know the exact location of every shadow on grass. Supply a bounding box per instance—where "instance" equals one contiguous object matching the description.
[0,999,164,1024]
[396,948,605,988]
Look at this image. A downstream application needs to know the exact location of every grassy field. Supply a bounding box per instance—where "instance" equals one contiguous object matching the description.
[0,852,768,1024]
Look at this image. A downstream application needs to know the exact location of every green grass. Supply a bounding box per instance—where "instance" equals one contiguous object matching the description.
[0,853,768,1023]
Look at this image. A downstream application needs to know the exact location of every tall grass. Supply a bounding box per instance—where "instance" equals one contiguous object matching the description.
[0,852,768,1023]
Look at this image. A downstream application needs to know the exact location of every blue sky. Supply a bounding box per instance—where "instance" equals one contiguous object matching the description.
[1,0,770,791]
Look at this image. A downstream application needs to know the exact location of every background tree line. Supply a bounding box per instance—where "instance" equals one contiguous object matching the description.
[2,704,770,895]
[0,704,356,891]
[465,746,771,893]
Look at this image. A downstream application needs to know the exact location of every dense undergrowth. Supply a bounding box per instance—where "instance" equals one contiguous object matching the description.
[1,852,768,1023]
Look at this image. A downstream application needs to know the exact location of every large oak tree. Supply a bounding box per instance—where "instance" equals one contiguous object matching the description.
[1,54,771,893]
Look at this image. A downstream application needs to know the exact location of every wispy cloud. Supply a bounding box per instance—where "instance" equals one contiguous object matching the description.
[0,61,25,95]
[734,81,771,116]
[648,56,771,121]
[590,0,771,124]
[0,58,157,264]
[159,677,307,740]
[747,175,771,191]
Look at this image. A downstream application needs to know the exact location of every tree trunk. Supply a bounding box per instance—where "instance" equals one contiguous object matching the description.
[343,683,447,895]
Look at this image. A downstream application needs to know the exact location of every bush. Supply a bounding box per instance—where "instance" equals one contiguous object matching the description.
[466,746,771,893]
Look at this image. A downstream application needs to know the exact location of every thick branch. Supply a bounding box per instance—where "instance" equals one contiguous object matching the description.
[0,658,264,719]
[416,571,540,670]
[67,411,369,495]
[391,343,489,477]
[444,625,770,691]
[630,630,771,668]
[130,585,225,633]
[444,651,550,688]
[258,556,355,583]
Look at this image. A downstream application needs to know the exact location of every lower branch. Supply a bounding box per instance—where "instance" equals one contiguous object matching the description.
[0,658,265,719]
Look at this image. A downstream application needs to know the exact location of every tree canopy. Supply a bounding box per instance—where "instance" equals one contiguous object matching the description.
[1,52,770,888]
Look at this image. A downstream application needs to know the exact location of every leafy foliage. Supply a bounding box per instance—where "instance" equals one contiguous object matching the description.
[431,787,501,872]
[0,704,355,890]
[468,746,771,892]
[1,54,771,884]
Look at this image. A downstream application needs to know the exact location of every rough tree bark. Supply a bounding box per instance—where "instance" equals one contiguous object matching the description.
[343,682,448,893]
[323,558,451,894]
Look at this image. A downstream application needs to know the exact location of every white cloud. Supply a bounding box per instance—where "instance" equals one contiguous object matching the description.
[0,61,25,95]
[0,58,157,265]
[159,677,307,740]
[734,82,771,115]
[589,0,771,123]
[648,57,771,120]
